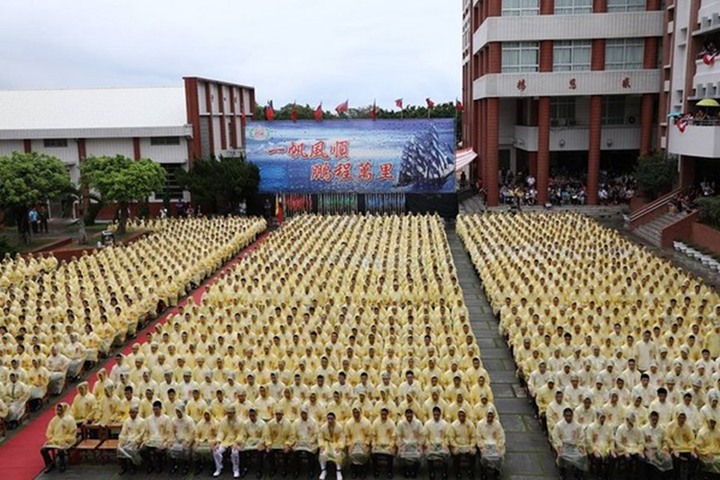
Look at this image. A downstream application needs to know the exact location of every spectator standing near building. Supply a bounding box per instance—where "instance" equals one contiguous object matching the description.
[29,207,39,234]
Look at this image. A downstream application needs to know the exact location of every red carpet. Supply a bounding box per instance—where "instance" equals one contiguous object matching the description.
[0,232,268,480]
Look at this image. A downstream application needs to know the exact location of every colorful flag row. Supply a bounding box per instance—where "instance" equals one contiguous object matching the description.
[264,98,464,121]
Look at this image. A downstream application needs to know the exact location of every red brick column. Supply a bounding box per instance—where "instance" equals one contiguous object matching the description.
[537,97,551,205]
[486,98,500,206]
[587,96,603,205]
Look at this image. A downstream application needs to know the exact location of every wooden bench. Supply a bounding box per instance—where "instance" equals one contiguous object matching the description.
[96,424,122,462]
[70,424,105,463]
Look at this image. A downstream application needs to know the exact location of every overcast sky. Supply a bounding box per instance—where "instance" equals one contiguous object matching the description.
[0,0,461,109]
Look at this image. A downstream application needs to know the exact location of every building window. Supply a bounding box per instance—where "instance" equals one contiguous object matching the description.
[150,136,181,146]
[554,0,592,14]
[550,98,577,127]
[553,41,592,71]
[502,0,539,16]
[602,97,626,125]
[160,164,185,200]
[607,0,645,12]
[602,96,641,125]
[502,42,539,73]
[43,139,67,148]
[605,39,644,70]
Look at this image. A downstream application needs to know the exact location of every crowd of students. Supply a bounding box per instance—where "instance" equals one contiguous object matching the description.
[458,212,720,479]
[497,172,636,207]
[41,215,505,480]
[0,217,266,436]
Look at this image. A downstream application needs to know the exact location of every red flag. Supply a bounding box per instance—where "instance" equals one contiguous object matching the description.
[676,116,689,133]
[290,103,297,123]
[335,99,349,114]
[704,52,718,65]
[370,100,377,121]
[455,99,464,112]
[275,194,284,224]
[395,98,403,109]
[314,103,323,121]
[265,101,275,121]
[426,98,435,110]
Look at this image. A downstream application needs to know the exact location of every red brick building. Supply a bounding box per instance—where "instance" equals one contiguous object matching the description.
[461,0,664,206]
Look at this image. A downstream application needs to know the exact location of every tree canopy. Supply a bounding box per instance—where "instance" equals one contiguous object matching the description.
[0,151,73,209]
[633,151,678,200]
[177,156,260,214]
[254,101,460,121]
[81,155,165,233]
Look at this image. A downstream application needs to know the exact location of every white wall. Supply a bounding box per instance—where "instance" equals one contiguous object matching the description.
[693,59,720,97]
[474,70,662,99]
[85,138,135,158]
[668,125,720,158]
[514,125,641,151]
[698,0,720,32]
[669,0,692,112]
[474,12,664,52]
[0,140,24,156]
[30,139,79,165]
[139,138,188,164]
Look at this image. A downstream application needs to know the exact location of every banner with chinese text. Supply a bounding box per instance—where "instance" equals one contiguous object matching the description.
[246,119,456,193]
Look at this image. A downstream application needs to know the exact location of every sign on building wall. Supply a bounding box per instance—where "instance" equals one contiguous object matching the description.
[246,119,456,193]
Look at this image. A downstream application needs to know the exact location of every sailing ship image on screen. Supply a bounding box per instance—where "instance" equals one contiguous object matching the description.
[396,123,455,189]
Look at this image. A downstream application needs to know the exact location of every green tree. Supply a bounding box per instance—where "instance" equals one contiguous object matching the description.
[80,155,165,234]
[0,151,73,231]
[254,101,459,121]
[177,156,260,214]
[633,151,678,200]
[697,196,720,229]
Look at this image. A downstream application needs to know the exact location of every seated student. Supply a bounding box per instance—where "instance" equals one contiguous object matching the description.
[424,406,450,480]
[3,372,29,426]
[696,417,720,475]
[168,404,195,475]
[396,408,425,479]
[71,381,96,425]
[448,408,476,480]
[292,406,320,480]
[319,412,345,480]
[552,408,588,478]
[193,409,218,475]
[141,400,171,474]
[665,412,698,477]
[642,411,673,478]
[118,402,145,474]
[212,404,243,479]
[263,407,294,478]
[585,409,614,479]
[614,411,645,478]
[345,406,372,478]
[371,407,397,478]
[476,408,505,480]
[240,407,266,478]
[40,403,76,473]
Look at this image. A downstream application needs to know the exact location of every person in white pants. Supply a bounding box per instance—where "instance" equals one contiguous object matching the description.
[212,404,243,478]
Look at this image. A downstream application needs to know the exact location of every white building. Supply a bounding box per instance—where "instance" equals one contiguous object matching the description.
[0,76,255,213]
[662,0,720,187]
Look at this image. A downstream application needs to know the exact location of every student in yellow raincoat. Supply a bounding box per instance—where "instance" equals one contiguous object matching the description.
[40,403,76,473]
[319,412,345,480]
